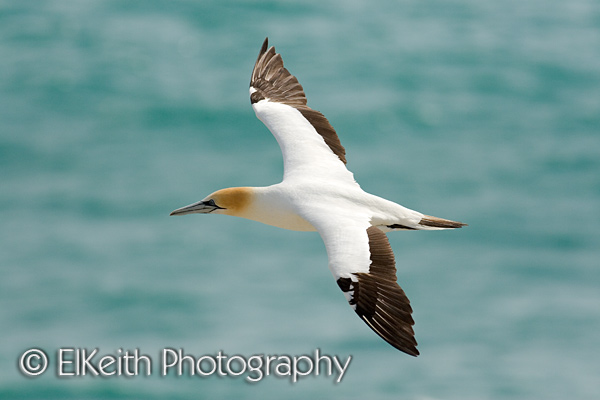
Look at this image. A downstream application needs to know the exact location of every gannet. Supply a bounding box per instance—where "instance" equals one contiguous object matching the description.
[171,38,466,356]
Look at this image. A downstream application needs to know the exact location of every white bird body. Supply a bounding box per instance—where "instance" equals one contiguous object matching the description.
[243,182,424,232]
[171,38,466,356]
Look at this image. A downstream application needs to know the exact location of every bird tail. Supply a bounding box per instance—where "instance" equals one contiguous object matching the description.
[418,215,467,230]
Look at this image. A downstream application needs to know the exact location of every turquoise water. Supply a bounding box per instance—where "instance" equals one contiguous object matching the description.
[2,1,599,399]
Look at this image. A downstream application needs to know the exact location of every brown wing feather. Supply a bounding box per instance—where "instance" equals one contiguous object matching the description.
[250,38,347,164]
[250,38,307,106]
[338,226,419,356]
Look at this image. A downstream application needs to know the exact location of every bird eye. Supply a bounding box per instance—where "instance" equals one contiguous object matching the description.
[205,199,217,207]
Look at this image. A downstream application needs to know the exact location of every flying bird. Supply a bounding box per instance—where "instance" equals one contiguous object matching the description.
[171,38,466,356]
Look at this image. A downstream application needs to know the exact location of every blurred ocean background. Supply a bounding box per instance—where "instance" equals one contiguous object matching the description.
[1,0,599,399]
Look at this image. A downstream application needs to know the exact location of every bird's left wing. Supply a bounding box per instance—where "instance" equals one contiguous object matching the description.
[249,38,356,184]
[303,212,419,356]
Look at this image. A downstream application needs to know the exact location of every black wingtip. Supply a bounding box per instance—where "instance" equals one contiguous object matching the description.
[260,37,269,55]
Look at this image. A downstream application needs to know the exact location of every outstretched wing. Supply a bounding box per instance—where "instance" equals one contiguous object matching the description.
[250,38,356,184]
[305,212,419,356]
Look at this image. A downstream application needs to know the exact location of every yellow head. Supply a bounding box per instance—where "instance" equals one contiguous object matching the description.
[170,187,253,217]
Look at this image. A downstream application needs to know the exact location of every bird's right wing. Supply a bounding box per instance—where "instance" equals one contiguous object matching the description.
[303,212,419,356]
[249,38,357,185]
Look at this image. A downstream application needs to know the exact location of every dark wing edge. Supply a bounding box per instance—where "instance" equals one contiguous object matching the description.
[337,226,419,356]
[250,37,307,107]
[250,37,347,164]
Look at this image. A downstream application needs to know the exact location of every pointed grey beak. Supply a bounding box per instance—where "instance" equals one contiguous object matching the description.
[170,200,223,216]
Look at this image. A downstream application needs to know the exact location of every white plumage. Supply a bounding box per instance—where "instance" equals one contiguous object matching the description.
[171,38,466,356]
